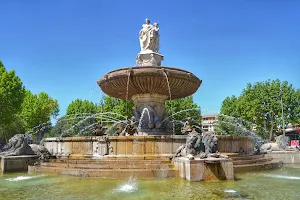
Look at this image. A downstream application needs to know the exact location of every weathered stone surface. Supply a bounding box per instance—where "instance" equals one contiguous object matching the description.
[1,155,38,172]
[0,134,35,156]
[174,157,234,181]
[97,66,201,100]
[97,66,201,135]
[44,136,254,158]
[268,151,300,164]
[136,52,163,66]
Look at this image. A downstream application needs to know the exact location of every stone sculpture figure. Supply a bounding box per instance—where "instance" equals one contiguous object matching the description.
[202,132,218,155]
[94,120,105,136]
[260,135,291,152]
[0,134,35,156]
[139,18,160,53]
[29,144,51,160]
[181,119,193,134]
[121,117,138,136]
[116,123,125,136]
[175,126,203,159]
[175,123,219,159]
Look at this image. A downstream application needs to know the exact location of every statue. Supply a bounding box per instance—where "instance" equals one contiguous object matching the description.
[29,144,51,160]
[139,18,160,53]
[175,126,203,160]
[202,131,218,155]
[181,119,193,134]
[175,123,220,159]
[120,117,138,136]
[93,120,105,136]
[136,18,163,66]
[0,134,35,156]
[260,135,297,152]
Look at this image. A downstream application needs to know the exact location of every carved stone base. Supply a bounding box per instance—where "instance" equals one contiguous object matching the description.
[132,93,171,134]
[136,52,164,66]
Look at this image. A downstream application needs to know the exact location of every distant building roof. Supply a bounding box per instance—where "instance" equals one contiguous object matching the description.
[286,128,300,134]
[202,114,217,118]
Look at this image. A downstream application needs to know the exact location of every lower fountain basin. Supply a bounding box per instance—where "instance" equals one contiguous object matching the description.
[43,135,254,158]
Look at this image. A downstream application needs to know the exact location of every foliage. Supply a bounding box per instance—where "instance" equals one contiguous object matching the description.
[165,96,201,134]
[0,115,26,141]
[101,96,134,119]
[165,96,201,122]
[66,98,99,115]
[21,90,59,130]
[20,90,59,142]
[54,97,134,137]
[218,79,300,140]
[0,61,25,133]
[0,61,59,142]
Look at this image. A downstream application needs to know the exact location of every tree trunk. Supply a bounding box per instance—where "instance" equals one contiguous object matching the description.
[268,112,274,142]
[269,123,274,142]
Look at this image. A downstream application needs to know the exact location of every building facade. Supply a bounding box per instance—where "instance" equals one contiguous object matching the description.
[202,114,217,132]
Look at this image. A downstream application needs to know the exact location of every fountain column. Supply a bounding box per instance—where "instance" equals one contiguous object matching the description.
[132,93,170,135]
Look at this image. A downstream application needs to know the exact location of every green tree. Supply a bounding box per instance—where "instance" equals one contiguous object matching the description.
[101,96,134,119]
[0,61,25,140]
[165,96,201,121]
[21,90,59,142]
[165,96,201,134]
[66,98,99,115]
[55,99,101,137]
[219,79,300,140]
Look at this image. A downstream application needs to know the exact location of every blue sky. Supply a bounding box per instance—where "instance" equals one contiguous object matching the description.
[1,0,299,118]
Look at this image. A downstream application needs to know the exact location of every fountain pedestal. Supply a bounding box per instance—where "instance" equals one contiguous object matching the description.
[132,93,170,135]
[174,157,234,182]
[136,52,164,66]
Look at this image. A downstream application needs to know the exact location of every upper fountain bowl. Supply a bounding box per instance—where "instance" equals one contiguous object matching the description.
[97,66,202,100]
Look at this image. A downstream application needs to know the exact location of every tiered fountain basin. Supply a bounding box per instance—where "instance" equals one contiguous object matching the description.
[40,136,254,158]
[97,66,202,100]
[29,135,259,180]
[97,66,202,135]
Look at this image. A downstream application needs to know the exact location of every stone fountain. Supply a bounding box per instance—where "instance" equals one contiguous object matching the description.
[28,19,262,181]
[97,18,201,135]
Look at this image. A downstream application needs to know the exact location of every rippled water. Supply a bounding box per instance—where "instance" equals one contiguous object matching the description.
[1,165,300,200]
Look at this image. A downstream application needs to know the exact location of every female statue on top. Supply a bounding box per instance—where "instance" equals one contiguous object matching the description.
[139,18,160,53]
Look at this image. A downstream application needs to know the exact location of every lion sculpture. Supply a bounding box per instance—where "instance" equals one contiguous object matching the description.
[202,131,218,155]
[0,134,52,160]
[29,144,51,160]
[260,135,290,152]
[0,134,35,156]
[175,124,219,159]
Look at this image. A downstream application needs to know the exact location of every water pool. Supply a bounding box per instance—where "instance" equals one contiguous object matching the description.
[1,165,300,200]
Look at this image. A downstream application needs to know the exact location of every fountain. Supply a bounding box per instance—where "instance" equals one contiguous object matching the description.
[97,19,201,135]
[23,18,284,181]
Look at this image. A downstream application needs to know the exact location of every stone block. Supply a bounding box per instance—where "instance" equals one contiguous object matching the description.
[1,155,38,173]
[136,52,164,66]
[174,157,234,182]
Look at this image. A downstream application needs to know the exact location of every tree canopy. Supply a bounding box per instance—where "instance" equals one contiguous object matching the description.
[0,61,59,141]
[0,61,25,127]
[165,96,201,122]
[218,79,300,140]
[21,90,59,136]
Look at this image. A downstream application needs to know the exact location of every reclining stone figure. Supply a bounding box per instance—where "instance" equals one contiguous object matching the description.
[0,134,51,160]
[0,134,35,156]
[260,135,294,152]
